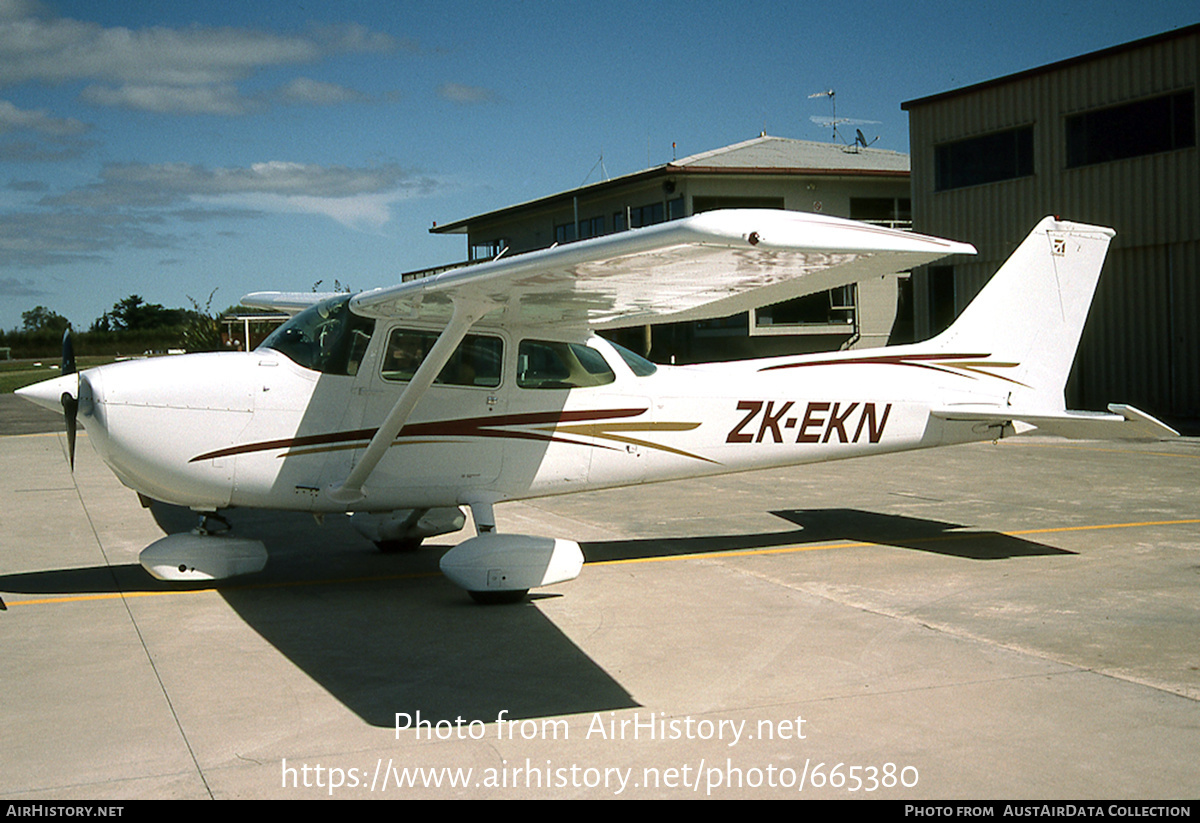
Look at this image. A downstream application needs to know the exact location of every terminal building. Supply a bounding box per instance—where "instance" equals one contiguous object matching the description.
[903,24,1199,420]
[430,134,914,363]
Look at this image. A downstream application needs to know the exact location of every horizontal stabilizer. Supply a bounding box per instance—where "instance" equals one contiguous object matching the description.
[932,404,1178,441]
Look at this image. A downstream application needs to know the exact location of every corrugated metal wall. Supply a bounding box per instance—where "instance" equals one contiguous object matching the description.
[906,28,1199,419]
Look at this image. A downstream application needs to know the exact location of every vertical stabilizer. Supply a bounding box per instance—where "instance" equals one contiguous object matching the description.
[928,217,1115,411]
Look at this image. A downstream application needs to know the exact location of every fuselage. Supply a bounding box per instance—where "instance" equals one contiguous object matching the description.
[48,310,1007,514]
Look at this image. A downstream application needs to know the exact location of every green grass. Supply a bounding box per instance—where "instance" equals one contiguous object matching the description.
[0,356,120,394]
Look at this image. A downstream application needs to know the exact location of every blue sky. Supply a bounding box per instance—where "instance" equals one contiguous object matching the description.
[1,0,1196,331]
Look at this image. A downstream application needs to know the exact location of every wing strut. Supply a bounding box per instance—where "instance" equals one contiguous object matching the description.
[328,297,493,505]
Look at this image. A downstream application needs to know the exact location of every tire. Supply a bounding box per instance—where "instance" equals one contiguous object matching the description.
[375,537,423,553]
[468,589,529,605]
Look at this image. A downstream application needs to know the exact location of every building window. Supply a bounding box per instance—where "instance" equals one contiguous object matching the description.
[618,197,684,231]
[470,239,506,261]
[579,215,604,239]
[1066,89,1195,168]
[850,197,911,229]
[668,196,685,220]
[629,202,664,228]
[693,196,784,213]
[555,215,606,244]
[934,126,1033,191]
[751,285,856,335]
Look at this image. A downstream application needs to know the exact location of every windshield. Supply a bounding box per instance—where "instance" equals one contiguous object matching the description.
[259,295,374,376]
[607,340,658,376]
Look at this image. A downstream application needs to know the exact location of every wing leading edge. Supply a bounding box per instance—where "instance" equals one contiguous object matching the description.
[342,209,975,329]
[240,292,344,315]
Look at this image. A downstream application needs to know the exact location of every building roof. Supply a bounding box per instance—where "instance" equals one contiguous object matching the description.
[431,134,909,234]
[902,22,1200,110]
[672,134,910,173]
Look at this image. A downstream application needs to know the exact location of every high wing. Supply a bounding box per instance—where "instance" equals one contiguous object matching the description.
[241,292,344,315]
[334,210,975,328]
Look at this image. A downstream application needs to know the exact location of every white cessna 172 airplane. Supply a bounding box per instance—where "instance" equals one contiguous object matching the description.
[18,210,1176,603]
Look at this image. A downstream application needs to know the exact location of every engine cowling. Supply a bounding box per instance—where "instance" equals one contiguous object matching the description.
[439,534,583,594]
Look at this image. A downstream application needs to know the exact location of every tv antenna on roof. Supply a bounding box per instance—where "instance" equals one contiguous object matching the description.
[808,88,880,147]
[580,151,610,187]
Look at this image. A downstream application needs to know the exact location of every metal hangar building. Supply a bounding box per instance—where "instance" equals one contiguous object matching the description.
[903,24,1199,422]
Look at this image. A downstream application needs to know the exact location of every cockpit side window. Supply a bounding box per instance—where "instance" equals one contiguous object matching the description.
[381,328,503,388]
[517,340,616,389]
[259,296,374,376]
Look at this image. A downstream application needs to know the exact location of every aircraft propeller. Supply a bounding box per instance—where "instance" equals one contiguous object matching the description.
[60,328,78,470]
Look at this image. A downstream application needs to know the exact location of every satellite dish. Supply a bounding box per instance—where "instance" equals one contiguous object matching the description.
[854,128,879,149]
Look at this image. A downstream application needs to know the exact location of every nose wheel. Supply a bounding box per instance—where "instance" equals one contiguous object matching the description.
[375,537,424,553]
[195,512,231,536]
[468,589,529,605]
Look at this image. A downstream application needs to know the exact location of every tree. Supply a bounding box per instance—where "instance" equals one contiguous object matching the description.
[95,295,186,331]
[180,290,221,352]
[21,306,69,333]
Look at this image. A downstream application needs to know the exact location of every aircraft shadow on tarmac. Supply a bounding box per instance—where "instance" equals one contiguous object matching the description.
[580,507,1073,563]
[0,503,1068,726]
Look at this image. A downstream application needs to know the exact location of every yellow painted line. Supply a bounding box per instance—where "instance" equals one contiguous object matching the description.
[1007,518,1200,536]
[0,430,71,440]
[6,519,1199,608]
[590,541,871,566]
[1008,441,1200,460]
[7,587,216,607]
[3,570,441,608]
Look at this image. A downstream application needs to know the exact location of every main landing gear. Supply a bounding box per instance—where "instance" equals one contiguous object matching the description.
[437,499,584,605]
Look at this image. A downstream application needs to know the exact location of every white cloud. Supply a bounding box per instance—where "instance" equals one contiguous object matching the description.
[200,191,405,231]
[0,275,46,296]
[79,83,251,115]
[0,17,324,87]
[1,160,439,266]
[0,0,43,24]
[0,98,88,134]
[0,209,175,267]
[277,77,369,106]
[0,6,399,115]
[437,82,496,104]
[0,138,91,162]
[51,160,430,203]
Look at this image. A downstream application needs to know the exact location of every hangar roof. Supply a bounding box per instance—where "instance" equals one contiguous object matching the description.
[902,22,1200,110]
